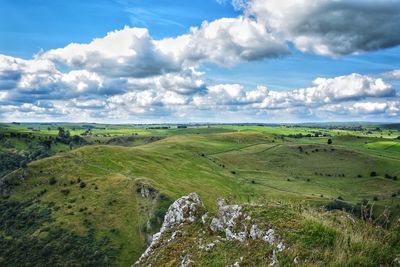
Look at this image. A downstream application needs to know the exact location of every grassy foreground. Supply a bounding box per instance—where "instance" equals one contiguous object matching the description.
[138,199,400,266]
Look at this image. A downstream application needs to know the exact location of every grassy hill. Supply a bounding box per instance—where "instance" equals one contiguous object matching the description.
[1,125,400,266]
[136,197,400,266]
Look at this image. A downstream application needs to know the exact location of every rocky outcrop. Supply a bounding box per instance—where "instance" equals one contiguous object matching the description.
[134,192,205,265]
[135,180,158,198]
[210,199,248,242]
[209,198,286,265]
[135,194,286,266]
[160,192,204,232]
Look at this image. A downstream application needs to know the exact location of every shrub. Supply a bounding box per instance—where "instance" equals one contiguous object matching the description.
[37,189,47,197]
[326,199,352,212]
[60,189,70,196]
[327,138,333,145]
[79,182,86,188]
[370,171,377,177]
[20,160,28,168]
[373,196,379,201]
[48,177,57,185]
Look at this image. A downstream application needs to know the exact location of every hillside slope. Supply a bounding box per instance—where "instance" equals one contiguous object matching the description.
[1,131,400,266]
[135,193,400,266]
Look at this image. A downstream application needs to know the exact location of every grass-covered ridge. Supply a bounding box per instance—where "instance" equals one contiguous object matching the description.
[1,123,400,266]
[136,197,400,266]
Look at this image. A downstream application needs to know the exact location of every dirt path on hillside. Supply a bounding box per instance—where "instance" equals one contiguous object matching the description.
[208,143,281,156]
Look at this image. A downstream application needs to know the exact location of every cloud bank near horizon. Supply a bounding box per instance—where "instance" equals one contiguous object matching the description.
[0,0,400,122]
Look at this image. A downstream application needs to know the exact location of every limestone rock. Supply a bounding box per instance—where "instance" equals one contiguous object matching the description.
[250,224,263,240]
[201,212,208,224]
[134,192,204,265]
[210,199,246,241]
[180,254,193,267]
[160,192,204,232]
[262,229,275,245]
[135,180,158,198]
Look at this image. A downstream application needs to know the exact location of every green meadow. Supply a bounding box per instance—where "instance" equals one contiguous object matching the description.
[1,123,400,266]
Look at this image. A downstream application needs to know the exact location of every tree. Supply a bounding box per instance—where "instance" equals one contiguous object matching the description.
[41,139,52,149]
[327,138,333,145]
[58,127,65,138]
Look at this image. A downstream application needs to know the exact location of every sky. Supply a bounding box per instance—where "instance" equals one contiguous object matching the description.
[0,0,400,123]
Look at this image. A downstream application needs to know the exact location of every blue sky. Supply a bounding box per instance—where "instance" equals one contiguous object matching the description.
[0,0,237,57]
[0,0,399,123]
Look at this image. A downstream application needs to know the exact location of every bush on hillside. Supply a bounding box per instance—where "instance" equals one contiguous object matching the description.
[79,181,86,188]
[48,177,57,185]
[60,189,70,196]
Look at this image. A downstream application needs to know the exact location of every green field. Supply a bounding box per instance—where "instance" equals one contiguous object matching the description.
[1,123,400,266]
